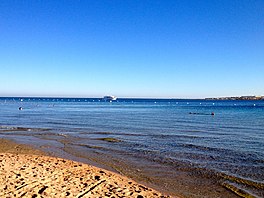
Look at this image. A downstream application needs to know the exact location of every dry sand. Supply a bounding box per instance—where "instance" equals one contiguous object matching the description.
[0,139,172,198]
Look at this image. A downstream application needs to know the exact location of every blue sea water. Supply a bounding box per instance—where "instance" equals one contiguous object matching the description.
[0,97,263,197]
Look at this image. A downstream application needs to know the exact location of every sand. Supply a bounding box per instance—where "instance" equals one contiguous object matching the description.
[0,139,171,198]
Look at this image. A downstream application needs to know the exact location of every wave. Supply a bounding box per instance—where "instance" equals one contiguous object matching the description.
[0,125,51,132]
[220,173,264,198]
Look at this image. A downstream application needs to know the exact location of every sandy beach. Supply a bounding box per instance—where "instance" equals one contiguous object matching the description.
[0,139,172,198]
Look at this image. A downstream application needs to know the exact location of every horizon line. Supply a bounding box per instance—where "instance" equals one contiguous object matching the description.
[0,95,263,100]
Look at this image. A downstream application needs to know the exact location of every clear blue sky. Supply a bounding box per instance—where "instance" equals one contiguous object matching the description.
[0,0,263,98]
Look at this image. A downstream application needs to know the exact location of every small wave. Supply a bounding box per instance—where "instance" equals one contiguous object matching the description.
[0,126,51,132]
[180,143,218,151]
[79,131,205,140]
[219,172,264,190]
[180,129,204,133]
[217,172,264,198]
[79,131,148,137]
[152,134,203,140]
[81,131,113,135]
[222,181,260,198]
[36,132,69,137]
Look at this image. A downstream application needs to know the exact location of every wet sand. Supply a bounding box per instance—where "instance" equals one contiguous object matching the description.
[60,140,241,198]
[0,138,45,155]
[0,139,172,197]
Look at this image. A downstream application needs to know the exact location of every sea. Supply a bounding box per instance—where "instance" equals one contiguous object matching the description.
[0,97,263,198]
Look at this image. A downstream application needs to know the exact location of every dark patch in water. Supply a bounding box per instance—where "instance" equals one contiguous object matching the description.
[72,143,104,150]
[86,131,113,135]
[96,137,121,142]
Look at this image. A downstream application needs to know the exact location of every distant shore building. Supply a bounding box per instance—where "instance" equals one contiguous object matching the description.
[205,95,264,100]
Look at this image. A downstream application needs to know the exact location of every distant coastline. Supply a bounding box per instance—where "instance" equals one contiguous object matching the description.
[205,95,264,100]
[0,96,264,101]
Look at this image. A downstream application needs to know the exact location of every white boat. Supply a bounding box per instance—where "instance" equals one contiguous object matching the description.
[103,95,117,102]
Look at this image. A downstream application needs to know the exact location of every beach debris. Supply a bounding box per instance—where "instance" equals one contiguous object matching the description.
[38,185,48,194]
[94,175,100,180]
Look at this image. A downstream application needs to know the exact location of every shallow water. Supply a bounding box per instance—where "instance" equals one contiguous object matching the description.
[0,97,263,197]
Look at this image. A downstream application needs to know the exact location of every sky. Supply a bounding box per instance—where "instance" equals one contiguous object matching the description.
[0,0,263,98]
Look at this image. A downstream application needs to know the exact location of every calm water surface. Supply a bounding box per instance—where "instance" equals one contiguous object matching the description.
[0,97,263,197]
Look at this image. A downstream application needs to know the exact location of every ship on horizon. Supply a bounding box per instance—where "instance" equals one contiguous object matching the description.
[103,95,117,102]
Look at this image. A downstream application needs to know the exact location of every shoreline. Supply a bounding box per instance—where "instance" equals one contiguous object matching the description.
[0,136,243,198]
[0,138,173,197]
